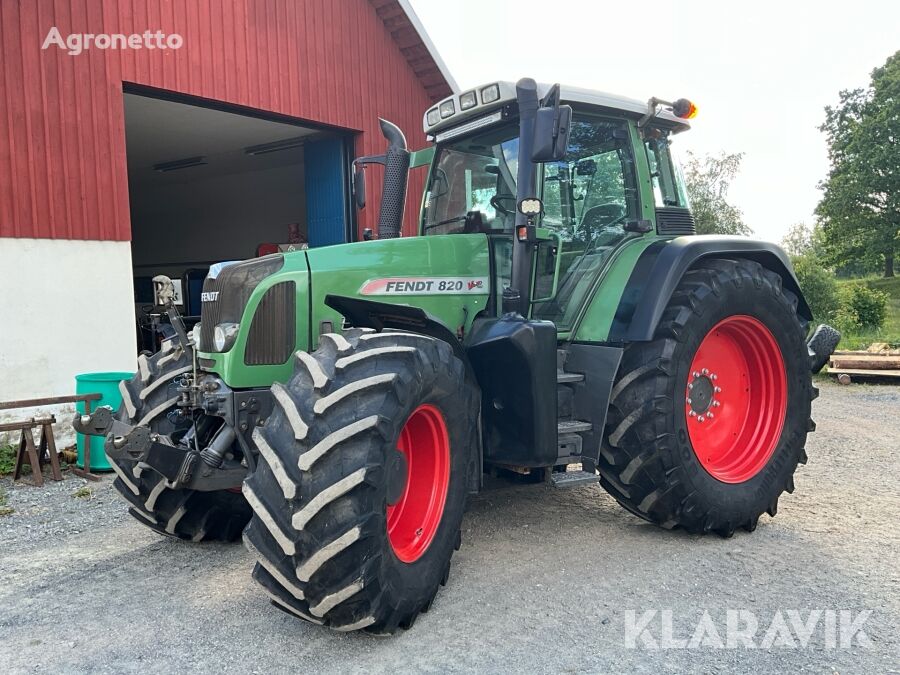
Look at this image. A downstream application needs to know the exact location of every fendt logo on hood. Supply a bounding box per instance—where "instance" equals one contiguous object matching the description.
[359,277,489,296]
[201,291,220,302]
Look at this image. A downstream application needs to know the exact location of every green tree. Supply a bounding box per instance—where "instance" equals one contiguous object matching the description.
[817,50,900,278]
[790,254,839,322]
[781,222,826,258]
[683,151,751,235]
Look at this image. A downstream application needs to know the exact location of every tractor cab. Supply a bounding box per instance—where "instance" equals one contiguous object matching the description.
[417,80,695,330]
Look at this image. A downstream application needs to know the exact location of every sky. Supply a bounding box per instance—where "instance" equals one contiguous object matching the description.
[408,0,900,243]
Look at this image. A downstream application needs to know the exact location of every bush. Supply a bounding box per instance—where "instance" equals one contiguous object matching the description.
[835,281,888,331]
[792,255,839,322]
[0,445,15,476]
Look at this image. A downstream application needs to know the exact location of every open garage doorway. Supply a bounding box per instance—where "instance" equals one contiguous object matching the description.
[123,88,354,352]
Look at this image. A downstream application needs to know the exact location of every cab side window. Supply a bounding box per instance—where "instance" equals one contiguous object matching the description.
[542,119,638,239]
[644,131,688,208]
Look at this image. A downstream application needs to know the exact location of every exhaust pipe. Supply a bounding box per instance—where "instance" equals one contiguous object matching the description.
[375,118,410,239]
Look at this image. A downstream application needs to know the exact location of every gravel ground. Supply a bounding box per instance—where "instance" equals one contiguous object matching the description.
[1,380,898,674]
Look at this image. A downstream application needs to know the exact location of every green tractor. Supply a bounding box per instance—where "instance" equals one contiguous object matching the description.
[76,78,839,633]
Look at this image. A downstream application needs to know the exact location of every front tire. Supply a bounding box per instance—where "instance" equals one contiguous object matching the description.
[242,329,479,633]
[598,259,816,536]
[111,339,251,541]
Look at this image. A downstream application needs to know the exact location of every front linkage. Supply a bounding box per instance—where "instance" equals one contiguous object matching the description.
[74,405,247,492]
[74,276,269,493]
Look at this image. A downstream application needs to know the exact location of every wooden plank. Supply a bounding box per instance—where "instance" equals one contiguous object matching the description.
[0,419,35,432]
[0,393,102,411]
[829,368,900,378]
[830,356,900,370]
[38,421,63,482]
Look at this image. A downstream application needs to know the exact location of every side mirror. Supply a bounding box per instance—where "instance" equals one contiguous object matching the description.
[532,84,572,163]
[353,165,366,209]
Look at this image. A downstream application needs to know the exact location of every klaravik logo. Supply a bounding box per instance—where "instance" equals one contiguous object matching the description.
[42,26,183,56]
[623,609,872,649]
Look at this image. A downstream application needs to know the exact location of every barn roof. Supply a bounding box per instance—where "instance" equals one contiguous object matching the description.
[370,0,459,101]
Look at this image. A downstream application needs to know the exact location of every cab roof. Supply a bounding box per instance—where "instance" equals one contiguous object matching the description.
[424,80,691,137]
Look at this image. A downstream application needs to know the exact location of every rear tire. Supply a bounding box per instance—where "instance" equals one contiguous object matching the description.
[111,339,250,541]
[598,259,816,536]
[242,329,479,633]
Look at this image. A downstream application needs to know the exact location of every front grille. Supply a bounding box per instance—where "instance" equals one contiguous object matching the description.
[199,277,224,350]
[656,207,696,236]
[244,281,296,366]
[198,255,284,352]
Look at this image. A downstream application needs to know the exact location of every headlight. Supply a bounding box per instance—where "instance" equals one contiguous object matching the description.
[426,108,440,126]
[213,322,240,352]
[439,99,455,118]
[480,84,500,104]
[459,90,477,110]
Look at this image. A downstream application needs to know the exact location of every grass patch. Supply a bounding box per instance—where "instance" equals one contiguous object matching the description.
[836,276,900,350]
[0,487,13,517]
[0,443,69,478]
[71,486,94,500]
[0,444,15,476]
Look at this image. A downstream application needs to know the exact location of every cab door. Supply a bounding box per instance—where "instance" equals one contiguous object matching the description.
[532,115,641,330]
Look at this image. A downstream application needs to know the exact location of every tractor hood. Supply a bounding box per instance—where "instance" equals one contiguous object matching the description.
[198,234,491,389]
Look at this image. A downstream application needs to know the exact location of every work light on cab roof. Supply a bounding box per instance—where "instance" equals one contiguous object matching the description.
[423,81,698,137]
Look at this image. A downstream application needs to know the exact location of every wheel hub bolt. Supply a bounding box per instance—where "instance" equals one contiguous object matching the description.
[698,416,706,423]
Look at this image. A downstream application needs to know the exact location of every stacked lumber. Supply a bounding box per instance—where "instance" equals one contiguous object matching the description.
[829,343,900,383]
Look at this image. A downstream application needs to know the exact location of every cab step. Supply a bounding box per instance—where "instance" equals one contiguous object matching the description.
[550,470,600,489]
[558,419,592,434]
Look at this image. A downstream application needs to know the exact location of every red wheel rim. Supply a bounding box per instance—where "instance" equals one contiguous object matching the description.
[386,404,450,563]
[685,316,787,483]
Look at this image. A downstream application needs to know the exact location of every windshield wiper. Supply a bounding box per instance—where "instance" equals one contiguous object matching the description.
[424,215,466,231]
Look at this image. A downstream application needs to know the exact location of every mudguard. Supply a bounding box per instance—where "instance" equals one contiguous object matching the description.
[324,295,466,360]
[608,236,813,342]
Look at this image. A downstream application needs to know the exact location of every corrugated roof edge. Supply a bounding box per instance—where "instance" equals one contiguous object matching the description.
[396,0,460,94]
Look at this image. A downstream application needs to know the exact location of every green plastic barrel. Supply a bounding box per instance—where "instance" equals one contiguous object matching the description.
[75,371,134,471]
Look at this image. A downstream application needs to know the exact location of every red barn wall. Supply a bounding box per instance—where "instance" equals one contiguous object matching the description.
[0,0,439,242]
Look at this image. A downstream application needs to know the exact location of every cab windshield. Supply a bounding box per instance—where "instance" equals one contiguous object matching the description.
[422,124,520,235]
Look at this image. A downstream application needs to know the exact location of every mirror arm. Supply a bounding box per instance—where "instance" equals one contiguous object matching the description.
[638,96,678,128]
[352,154,387,168]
